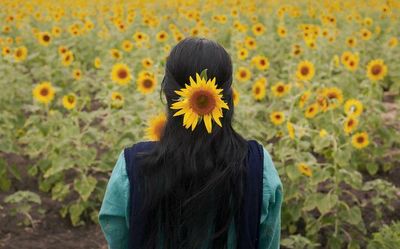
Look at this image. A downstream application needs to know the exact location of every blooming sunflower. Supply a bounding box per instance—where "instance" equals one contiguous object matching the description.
[72,69,82,80]
[52,26,62,37]
[142,58,153,69]
[299,90,311,108]
[137,74,157,94]
[38,31,51,46]
[252,80,266,101]
[62,93,77,110]
[170,72,229,133]
[111,63,132,86]
[111,91,124,109]
[270,111,285,125]
[351,132,369,149]
[388,37,398,48]
[366,59,388,81]
[156,31,168,42]
[291,44,302,57]
[244,36,257,50]
[360,28,372,40]
[235,67,251,82]
[2,46,11,56]
[305,103,319,118]
[341,51,352,65]
[297,163,312,177]
[94,57,101,69]
[58,46,68,55]
[237,48,249,60]
[14,46,28,62]
[133,31,148,43]
[277,26,287,38]
[343,116,359,135]
[251,55,270,71]
[61,51,74,67]
[344,54,359,72]
[271,82,290,97]
[344,99,363,117]
[346,37,357,48]
[322,87,343,110]
[33,81,55,104]
[296,60,315,81]
[252,23,265,36]
[146,113,167,141]
[110,49,122,60]
[121,40,133,52]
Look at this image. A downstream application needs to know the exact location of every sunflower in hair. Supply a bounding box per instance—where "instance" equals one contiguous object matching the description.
[171,70,229,133]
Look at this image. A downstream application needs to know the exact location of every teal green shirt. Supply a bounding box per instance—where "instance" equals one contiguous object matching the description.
[98,147,283,249]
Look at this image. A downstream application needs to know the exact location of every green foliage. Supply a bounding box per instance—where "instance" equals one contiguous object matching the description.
[0,158,21,191]
[367,222,400,249]
[4,191,42,227]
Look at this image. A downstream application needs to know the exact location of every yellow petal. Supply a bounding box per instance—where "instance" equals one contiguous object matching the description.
[189,76,196,86]
[171,100,187,109]
[220,101,229,110]
[189,114,199,131]
[210,77,216,86]
[183,109,193,127]
[212,109,222,127]
[196,73,202,84]
[173,108,187,117]
[204,114,212,133]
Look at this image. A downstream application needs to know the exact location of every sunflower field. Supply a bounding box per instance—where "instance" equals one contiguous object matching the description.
[0,0,400,248]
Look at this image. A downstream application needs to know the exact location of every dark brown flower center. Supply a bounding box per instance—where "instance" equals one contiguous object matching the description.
[16,50,22,57]
[301,66,309,75]
[260,59,266,66]
[371,65,382,75]
[40,88,49,96]
[142,78,153,89]
[275,114,281,119]
[240,71,247,78]
[277,85,284,92]
[43,34,50,42]
[190,90,216,115]
[67,96,75,103]
[357,136,364,143]
[118,69,128,79]
[255,86,260,95]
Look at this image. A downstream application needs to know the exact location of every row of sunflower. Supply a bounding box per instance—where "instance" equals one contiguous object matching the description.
[0,0,399,248]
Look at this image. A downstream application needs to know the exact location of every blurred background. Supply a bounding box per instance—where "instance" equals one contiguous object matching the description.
[0,0,399,248]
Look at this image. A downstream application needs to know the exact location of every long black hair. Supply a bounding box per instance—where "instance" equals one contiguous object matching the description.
[136,37,248,249]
